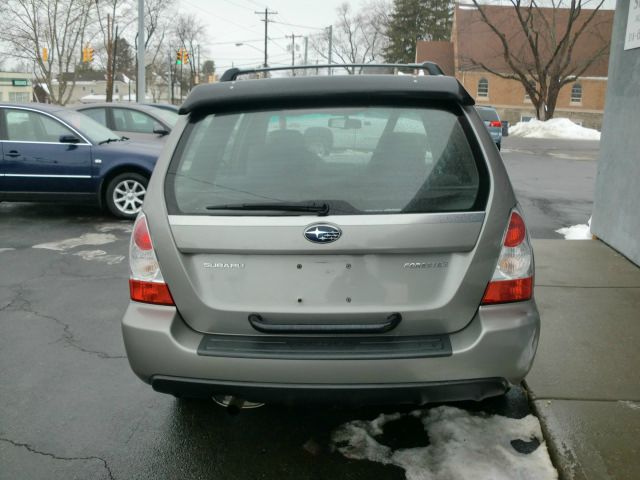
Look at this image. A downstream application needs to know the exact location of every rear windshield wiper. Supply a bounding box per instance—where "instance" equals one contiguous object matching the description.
[205,202,330,215]
[98,137,122,145]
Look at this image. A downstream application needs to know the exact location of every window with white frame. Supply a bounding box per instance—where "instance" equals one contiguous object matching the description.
[8,92,30,103]
[477,78,489,98]
[571,83,582,104]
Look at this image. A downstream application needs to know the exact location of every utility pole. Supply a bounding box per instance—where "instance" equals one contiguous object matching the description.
[197,44,201,84]
[137,0,145,103]
[255,8,277,69]
[327,25,333,76]
[304,36,308,66]
[286,33,297,75]
[169,50,174,105]
[111,24,119,101]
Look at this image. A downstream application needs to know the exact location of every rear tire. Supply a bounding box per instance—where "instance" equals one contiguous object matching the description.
[105,172,148,219]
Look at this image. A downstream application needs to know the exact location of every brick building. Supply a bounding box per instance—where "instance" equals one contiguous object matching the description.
[416,5,614,128]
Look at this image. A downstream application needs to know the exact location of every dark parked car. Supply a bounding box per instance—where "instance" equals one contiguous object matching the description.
[476,105,503,150]
[72,103,178,144]
[145,103,179,113]
[0,103,161,219]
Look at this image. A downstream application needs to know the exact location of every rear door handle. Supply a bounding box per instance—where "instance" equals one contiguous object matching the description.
[5,151,21,158]
[248,313,402,334]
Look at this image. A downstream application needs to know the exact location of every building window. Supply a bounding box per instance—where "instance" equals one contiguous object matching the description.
[8,92,30,103]
[571,83,582,104]
[477,78,489,98]
[520,115,534,123]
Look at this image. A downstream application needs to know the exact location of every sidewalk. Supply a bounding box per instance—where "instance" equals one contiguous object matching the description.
[528,239,640,480]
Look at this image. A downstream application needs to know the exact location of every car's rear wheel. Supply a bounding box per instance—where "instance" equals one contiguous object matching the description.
[105,172,148,219]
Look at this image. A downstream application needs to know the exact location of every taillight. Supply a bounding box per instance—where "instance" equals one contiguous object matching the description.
[489,120,502,128]
[129,214,174,306]
[481,210,533,305]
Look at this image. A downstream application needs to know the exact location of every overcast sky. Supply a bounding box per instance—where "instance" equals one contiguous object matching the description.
[179,0,370,72]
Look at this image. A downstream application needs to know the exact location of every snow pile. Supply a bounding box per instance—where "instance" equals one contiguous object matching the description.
[509,118,601,140]
[556,217,593,240]
[331,406,558,480]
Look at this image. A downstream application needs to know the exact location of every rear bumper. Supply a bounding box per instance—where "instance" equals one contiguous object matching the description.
[151,376,509,405]
[122,300,540,404]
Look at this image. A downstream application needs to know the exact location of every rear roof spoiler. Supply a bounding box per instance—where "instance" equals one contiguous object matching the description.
[179,64,475,115]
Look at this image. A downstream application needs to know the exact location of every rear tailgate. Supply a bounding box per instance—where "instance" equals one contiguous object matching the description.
[146,91,517,337]
[164,212,487,335]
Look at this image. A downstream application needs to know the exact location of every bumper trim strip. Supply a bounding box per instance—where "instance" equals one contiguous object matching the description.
[197,331,451,360]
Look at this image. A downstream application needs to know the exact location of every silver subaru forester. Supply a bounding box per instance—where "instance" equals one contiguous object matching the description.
[122,64,539,406]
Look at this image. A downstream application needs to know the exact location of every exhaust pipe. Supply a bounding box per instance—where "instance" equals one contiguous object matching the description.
[212,394,265,414]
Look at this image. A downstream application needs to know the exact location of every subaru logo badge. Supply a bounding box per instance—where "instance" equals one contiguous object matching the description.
[304,224,342,244]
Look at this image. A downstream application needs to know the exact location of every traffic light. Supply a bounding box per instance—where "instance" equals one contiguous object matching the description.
[82,47,87,63]
[183,50,190,64]
[42,47,48,62]
[176,48,182,65]
[87,47,94,63]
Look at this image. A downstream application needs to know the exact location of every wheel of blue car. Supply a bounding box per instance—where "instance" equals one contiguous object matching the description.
[105,172,148,219]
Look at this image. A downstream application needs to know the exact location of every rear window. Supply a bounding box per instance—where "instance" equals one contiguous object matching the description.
[476,108,500,122]
[166,106,488,215]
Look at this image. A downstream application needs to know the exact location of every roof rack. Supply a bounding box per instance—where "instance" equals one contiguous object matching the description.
[219,62,445,82]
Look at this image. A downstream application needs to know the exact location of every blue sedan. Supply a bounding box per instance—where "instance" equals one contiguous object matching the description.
[0,103,162,219]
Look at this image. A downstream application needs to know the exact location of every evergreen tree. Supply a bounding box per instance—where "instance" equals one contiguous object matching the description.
[115,38,136,79]
[383,0,453,63]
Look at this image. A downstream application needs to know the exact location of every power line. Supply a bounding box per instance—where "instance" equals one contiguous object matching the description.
[219,0,254,11]
[210,36,286,46]
[272,20,325,30]
[182,0,262,36]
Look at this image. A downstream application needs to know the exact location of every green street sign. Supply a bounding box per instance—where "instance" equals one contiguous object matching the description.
[12,79,29,86]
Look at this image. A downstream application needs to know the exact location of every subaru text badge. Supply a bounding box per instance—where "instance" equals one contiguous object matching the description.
[304,224,342,244]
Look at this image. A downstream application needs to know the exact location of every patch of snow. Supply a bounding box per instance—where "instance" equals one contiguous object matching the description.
[556,217,592,240]
[33,233,117,251]
[619,401,640,410]
[0,248,15,253]
[332,406,558,480]
[73,250,125,265]
[509,118,601,140]
[96,222,133,234]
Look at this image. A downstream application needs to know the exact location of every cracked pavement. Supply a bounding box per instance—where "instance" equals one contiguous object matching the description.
[1,137,600,480]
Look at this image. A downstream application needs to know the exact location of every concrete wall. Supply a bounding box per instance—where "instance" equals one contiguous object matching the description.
[592,0,640,266]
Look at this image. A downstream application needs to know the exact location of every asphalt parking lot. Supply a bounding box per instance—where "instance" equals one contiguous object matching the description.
[0,137,598,479]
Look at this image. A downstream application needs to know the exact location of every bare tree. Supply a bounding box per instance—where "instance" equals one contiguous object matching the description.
[172,13,207,93]
[468,0,611,120]
[94,0,135,101]
[0,0,93,105]
[142,0,174,101]
[312,2,389,74]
